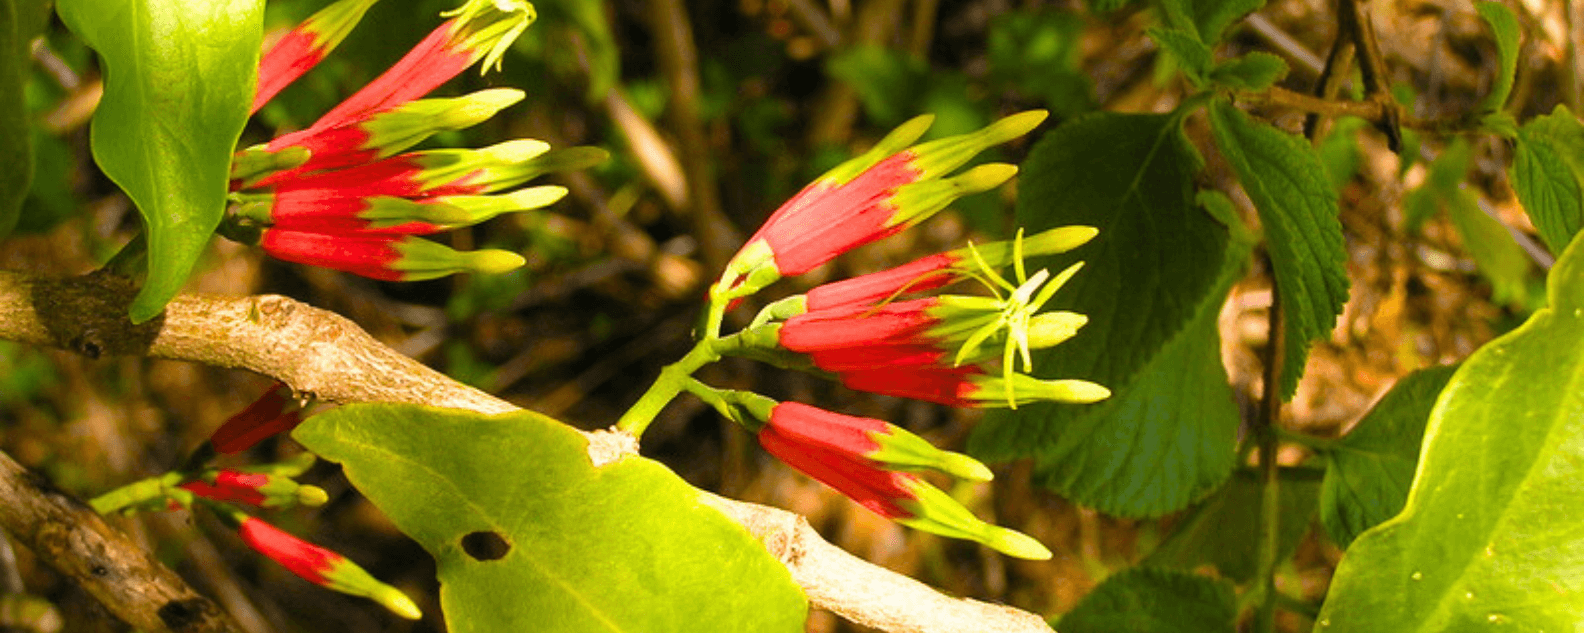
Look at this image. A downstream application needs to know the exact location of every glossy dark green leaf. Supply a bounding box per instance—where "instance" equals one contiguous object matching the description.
[1319,365,1458,548]
[1315,234,1584,631]
[1209,52,1289,91]
[56,0,261,322]
[970,112,1244,517]
[1474,1,1519,114]
[0,0,33,240]
[1208,98,1349,399]
[1510,105,1584,256]
[295,405,808,633]
[1057,567,1236,633]
[1144,469,1321,583]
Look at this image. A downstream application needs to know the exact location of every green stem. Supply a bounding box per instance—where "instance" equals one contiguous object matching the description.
[615,339,721,437]
[1253,270,1286,633]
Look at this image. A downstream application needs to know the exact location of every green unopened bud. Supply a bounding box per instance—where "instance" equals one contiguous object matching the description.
[909,110,1047,178]
[896,481,1052,560]
[393,238,524,280]
[889,163,1019,228]
[868,426,994,482]
[362,88,525,155]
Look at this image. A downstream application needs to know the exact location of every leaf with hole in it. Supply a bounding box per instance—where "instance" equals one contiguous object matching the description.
[1208,98,1349,399]
[1511,105,1584,256]
[294,405,807,632]
[1144,469,1321,583]
[0,0,34,240]
[1315,234,1584,631]
[1057,567,1236,633]
[1474,1,1519,114]
[56,0,261,323]
[968,111,1244,518]
[1319,364,1457,548]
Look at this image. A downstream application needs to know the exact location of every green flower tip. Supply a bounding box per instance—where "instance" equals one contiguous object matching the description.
[955,163,1019,193]
[467,249,526,274]
[985,526,1052,560]
[1053,379,1110,403]
[1026,311,1087,349]
[373,585,424,620]
[940,453,994,483]
[482,139,552,164]
[297,485,330,507]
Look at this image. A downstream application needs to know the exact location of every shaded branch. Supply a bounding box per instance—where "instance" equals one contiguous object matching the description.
[0,270,1051,633]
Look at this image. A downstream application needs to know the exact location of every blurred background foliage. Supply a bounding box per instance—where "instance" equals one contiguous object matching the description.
[0,0,1574,629]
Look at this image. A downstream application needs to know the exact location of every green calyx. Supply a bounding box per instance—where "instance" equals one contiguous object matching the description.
[393,237,524,280]
[361,185,566,229]
[867,426,994,482]
[231,145,311,184]
[895,480,1052,560]
[360,88,525,157]
[887,163,1018,229]
[819,114,935,186]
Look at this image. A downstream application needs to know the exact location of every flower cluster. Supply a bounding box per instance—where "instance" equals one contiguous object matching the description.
[228,0,604,281]
[692,112,1105,558]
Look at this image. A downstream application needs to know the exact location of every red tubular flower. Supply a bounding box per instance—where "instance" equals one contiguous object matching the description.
[756,402,1046,558]
[210,383,305,455]
[714,111,1048,302]
[181,471,271,507]
[180,469,328,509]
[235,517,421,619]
[261,230,524,281]
[252,0,382,113]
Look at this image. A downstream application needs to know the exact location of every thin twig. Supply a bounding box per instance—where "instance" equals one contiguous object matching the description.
[0,270,1052,633]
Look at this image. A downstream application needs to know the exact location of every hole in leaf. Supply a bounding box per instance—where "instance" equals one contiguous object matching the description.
[460,531,510,561]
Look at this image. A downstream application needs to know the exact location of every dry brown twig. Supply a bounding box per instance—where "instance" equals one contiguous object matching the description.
[0,269,1051,633]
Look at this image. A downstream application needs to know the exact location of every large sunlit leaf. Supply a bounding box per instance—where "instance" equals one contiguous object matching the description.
[1057,567,1235,633]
[0,0,33,240]
[1319,364,1457,548]
[970,112,1243,517]
[56,0,261,323]
[1208,98,1349,399]
[1144,469,1321,583]
[1510,105,1584,256]
[1315,234,1584,631]
[295,404,808,633]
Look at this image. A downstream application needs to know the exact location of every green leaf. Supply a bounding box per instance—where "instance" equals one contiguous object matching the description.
[1144,469,1321,583]
[57,0,262,323]
[826,46,927,127]
[1448,189,1534,307]
[1155,0,1266,44]
[0,0,34,240]
[1057,567,1236,633]
[1474,1,1520,114]
[295,405,808,632]
[1315,234,1584,631]
[1208,98,1349,399]
[1510,105,1584,256]
[987,10,1096,118]
[969,112,1244,517]
[1209,52,1289,91]
[1319,364,1458,548]
[1149,27,1212,86]
[1316,117,1368,193]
